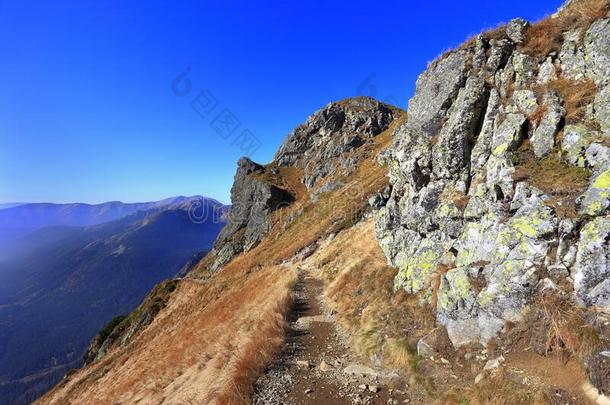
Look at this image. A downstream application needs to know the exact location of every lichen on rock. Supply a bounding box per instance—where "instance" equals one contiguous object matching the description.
[376,10,610,350]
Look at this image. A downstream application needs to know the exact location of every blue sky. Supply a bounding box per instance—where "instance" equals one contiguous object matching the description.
[0,0,563,204]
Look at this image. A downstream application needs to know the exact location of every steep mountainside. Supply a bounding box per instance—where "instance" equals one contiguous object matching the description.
[0,198,226,405]
[40,1,610,404]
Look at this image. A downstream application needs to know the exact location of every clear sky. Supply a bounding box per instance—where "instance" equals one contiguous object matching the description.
[0,0,564,204]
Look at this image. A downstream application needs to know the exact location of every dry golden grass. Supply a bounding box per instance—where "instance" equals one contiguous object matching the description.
[451,191,470,212]
[546,77,597,124]
[434,24,507,67]
[512,142,591,217]
[527,104,549,128]
[430,263,455,311]
[442,368,553,405]
[537,293,602,361]
[522,0,610,58]
[307,219,436,374]
[253,164,307,201]
[38,265,297,405]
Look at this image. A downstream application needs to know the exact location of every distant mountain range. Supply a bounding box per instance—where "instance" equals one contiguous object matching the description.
[0,203,24,210]
[0,197,227,405]
[0,196,218,260]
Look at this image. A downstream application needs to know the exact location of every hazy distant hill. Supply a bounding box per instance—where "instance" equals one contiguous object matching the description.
[0,196,210,260]
[0,197,227,405]
[0,203,24,210]
[0,197,192,243]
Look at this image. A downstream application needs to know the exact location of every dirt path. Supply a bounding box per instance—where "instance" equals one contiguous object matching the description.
[253,269,415,405]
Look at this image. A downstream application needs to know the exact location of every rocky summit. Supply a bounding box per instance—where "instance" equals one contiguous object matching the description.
[208,96,400,272]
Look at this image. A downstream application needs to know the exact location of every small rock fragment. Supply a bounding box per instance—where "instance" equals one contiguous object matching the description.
[483,355,505,371]
[475,372,486,384]
[296,360,312,368]
[319,360,332,372]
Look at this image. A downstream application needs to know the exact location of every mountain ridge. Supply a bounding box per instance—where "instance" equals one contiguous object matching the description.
[38,1,610,404]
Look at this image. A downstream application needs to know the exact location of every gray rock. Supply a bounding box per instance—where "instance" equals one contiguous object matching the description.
[537,58,557,84]
[506,18,529,44]
[578,168,610,216]
[274,96,397,189]
[512,52,537,87]
[374,8,609,350]
[471,89,501,170]
[584,19,610,87]
[369,193,386,210]
[587,349,610,396]
[210,157,294,271]
[530,92,564,158]
[437,267,480,347]
[513,89,538,115]
[573,217,610,310]
[560,30,587,81]
[491,113,526,156]
[406,51,466,133]
[584,19,610,135]
[343,364,378,377]
[561,124,600,166]
[432,76,486,179]
[586,143,610,173]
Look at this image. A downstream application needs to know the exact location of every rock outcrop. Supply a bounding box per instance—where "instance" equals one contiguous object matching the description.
[376,3,610,349]
[209,157,294,271]
[274,96,399,189]
[208,97,399,272]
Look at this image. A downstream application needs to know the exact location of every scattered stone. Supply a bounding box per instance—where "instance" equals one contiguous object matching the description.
[417,335,435,358]
[343,364,378,377]
[296,360,312,368]
[305,388,313,394]
[475,372,486,384]
[296,315,328,328]
[319,360,332,372]
[368,385,379,393]
[484,355,505,371]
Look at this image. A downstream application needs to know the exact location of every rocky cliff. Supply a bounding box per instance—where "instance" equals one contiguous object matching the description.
[375,0,610,392]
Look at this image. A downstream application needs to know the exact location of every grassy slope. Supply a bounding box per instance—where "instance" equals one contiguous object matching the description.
[38,112,406,405]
